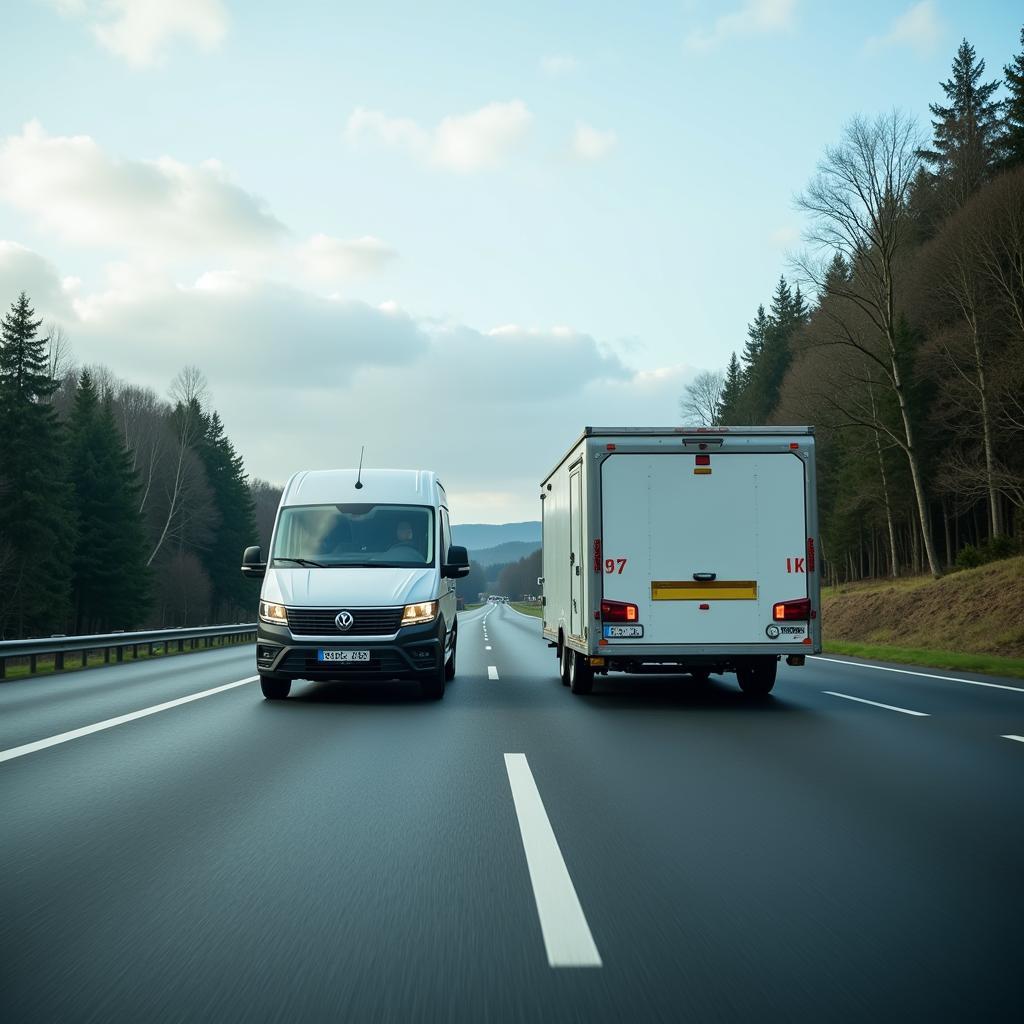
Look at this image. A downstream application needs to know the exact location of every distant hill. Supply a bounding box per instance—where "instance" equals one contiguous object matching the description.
[453,521,540,550]
[469,539,541,567]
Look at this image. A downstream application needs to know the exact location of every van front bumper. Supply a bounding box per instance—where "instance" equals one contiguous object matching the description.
[256,619,443,682]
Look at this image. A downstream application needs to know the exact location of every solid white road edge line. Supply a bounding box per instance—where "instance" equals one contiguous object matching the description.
[811,656,1024,693]
[1001,735,1024,744]
[488,666,499,680]
[504,753,602,968]
[823,691,929,717]
[0,676,259,765]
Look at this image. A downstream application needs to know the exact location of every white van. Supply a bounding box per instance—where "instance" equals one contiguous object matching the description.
[540,427,822,696]
[240,469,469,700]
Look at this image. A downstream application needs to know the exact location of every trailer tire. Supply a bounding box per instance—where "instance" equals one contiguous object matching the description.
[737,657,777,696]
[559,639,571,686]
[569,650,594,695]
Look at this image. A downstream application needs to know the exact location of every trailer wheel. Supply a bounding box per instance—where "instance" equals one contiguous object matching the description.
[569,650,594,695]
[736,657,777,696]
[559,640,571,686]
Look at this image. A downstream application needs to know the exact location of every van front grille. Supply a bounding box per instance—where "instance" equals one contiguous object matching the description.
[286,607,404,636]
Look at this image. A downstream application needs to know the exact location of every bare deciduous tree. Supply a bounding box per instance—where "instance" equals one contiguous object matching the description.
[681,370,725,426]
[796,110,942,577]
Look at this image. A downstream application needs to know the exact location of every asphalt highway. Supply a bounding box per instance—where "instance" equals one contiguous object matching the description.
[2,602,1022,1022]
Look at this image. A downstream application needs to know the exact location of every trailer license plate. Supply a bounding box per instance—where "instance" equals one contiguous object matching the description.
[603,625,643,638]
[317,649,370,663]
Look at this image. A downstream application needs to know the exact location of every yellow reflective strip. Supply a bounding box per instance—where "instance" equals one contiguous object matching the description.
[693,467,713,475]
[651,580,758,601]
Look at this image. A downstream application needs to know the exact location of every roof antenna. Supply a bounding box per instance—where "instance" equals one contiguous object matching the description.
[355,445,365,489]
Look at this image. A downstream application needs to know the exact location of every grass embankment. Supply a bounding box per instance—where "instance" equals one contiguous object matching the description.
[823,556,1024,677]
[510,602,543,618]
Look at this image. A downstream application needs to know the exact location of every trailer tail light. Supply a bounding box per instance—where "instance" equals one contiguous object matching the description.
[773,598,811,621]
[806,537,815,573]
[601,599,639,622]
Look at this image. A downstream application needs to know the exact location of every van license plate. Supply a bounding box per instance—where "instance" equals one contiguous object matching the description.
[603,625,643,638]
[318,650,370,663]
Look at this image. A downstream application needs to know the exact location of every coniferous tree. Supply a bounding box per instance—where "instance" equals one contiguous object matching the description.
[740,305,769,383]
[919,39,1003,208]
[718,352,743,424]
[67,369,150,633]
[194,411,257,621]
[1002,27,1024,170]
[0,293,76,637]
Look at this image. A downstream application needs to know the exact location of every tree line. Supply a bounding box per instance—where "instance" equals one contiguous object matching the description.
[0,294,259,639]
[682,31,1024,584]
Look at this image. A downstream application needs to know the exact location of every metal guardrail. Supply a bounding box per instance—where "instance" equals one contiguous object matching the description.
[0,623,257,679]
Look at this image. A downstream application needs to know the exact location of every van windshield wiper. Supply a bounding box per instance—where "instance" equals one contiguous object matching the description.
[273,557,325,568]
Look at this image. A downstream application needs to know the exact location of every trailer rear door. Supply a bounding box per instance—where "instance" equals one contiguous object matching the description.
[600,451,810,646]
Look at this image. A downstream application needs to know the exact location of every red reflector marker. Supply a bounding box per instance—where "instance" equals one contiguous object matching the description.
[695,454,710,466]
[806,537,815,572]
[790,442,799,449]
[606,444,616,451]
[699,603,709,610]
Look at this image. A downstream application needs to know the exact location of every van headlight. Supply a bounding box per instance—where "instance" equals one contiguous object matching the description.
[259,601,288,624]
[401,601,438,626]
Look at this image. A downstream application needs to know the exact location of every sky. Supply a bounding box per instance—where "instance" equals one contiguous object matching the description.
[0,0,1021,522]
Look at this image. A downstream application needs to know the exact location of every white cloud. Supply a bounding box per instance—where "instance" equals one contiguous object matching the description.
[865,1,942,56]
[0,121,285,257]
[2,243,699,521]
[345,101,533,173]
[541,54,580,76]
[770,225,799,245]
[297,235,399,282]
[48,0,228,67]
[685,0,796,51]
[572,122,617,161]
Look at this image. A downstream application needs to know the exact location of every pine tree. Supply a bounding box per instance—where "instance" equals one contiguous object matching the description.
[0,293,76,637]
[194,411,257,621]
[919,39,1003,207]
[717,352,743,424]
[1002,27,1024,170]
[741,305,769,382]
[67,369,150,633]
[822,252,851,296]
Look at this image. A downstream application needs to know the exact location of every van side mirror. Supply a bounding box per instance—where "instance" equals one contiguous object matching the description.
[241,545,266,579]
[443,545,471,579]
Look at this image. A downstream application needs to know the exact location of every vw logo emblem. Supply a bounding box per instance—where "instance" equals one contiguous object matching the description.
[335,610,354,631]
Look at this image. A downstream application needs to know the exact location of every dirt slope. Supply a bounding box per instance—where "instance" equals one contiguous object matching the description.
[822,556,1024,658]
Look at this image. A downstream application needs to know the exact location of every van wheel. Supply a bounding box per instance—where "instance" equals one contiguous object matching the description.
[559,642,571,686]
[737,657,777,696]
[260,676,290,700]
[444,631,457,681]
[422,658,445,700]
[569,650,594,695]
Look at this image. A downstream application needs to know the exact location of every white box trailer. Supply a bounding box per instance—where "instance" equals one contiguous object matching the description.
[539,427,822,695]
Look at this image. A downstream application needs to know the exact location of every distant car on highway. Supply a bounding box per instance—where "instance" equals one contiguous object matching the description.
[540,426,822,695]
[240,468,470,700]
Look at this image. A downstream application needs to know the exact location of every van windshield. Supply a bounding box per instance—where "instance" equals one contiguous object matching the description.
[272,504,435,568]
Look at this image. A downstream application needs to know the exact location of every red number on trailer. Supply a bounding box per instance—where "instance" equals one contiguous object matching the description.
[605,558,628,574]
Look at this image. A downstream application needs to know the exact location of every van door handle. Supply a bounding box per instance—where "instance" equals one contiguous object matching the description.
[575,565,581,577]
[693,572,716,581]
